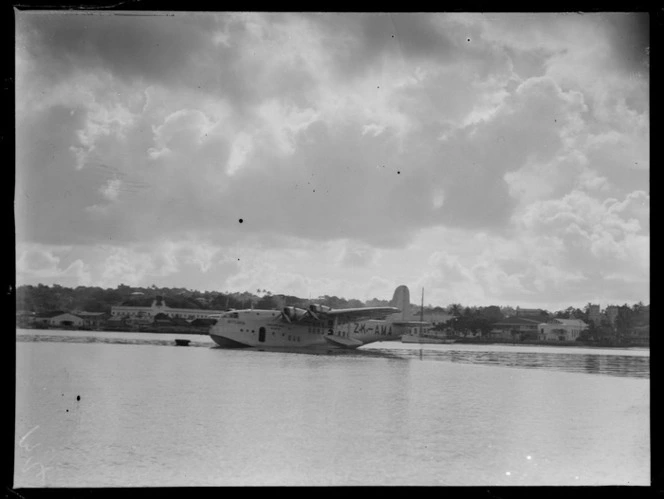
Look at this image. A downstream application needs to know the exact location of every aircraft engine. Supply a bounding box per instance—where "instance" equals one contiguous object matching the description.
[309,304,332,314]
[282,306,309,322]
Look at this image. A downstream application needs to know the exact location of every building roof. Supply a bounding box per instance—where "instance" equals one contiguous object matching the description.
[35,310,67,319]
[549,318,587,327]
[48,312,84,320]
[493,316,541,326]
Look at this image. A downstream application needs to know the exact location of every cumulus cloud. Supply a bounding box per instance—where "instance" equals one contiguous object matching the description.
[17,245,92,287]
[15,12,649,308]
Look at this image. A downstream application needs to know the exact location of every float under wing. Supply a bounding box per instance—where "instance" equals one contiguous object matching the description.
[324,335,364,348]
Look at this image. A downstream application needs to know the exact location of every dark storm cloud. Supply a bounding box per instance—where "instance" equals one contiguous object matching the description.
[304,13,459,79]
[16,12,265,112]
[599,12,649,74]
[19,13,211,79]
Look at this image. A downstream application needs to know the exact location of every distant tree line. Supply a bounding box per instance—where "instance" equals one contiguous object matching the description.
[15,284,391,315]
[438,305,509,337]
[15,284,649,339]
[16,284,264,314]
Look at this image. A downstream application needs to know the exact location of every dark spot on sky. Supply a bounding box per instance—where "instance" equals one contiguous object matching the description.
[467,38,471,42]
[238,218,243,223]
[397,171,401,174]
[76,395,80,401]
[66,409,69,412]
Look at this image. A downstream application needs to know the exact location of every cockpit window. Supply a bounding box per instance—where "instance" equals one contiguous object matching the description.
[223,312,239,319]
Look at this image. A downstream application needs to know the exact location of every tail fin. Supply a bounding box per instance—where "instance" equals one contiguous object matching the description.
[389,285,411,320]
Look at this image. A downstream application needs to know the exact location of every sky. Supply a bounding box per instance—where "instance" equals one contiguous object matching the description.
[15,11,649,310]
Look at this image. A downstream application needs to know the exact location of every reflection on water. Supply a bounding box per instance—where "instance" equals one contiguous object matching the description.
[380,347,649,379]
[14,330,650,486]
[17,330,648,379]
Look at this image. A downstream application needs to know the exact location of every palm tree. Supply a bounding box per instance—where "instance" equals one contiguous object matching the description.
[449,303,463,317]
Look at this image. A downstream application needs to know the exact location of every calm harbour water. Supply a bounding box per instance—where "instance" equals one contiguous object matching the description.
[15,329,650,487]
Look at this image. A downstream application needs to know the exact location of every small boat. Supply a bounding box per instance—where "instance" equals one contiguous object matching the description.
[174,339,191,346]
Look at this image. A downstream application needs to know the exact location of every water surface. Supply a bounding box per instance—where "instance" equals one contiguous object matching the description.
[15,329,649,486]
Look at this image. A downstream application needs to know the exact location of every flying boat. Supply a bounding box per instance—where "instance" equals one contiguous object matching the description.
[208,285,429,350]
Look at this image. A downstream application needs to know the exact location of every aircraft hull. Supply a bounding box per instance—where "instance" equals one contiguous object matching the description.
[401,334,456,344]
[209,333,252,348]
[210,322,341,349]
[209,321,402,350]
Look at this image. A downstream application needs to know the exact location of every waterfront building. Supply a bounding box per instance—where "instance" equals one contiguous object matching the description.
[110,296,226,322]
[33,310,66,328]
[73,311,108,329]
[47,312,86,329]
[489,317,540,340]
[538,318,588,342]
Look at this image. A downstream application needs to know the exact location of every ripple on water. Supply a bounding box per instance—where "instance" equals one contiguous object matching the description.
[16,331,649,379]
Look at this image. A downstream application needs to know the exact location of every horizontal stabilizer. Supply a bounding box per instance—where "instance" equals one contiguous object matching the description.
[324,336,363,348]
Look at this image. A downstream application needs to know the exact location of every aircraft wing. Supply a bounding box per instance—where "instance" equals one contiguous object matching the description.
[391,320,431,327]
[322,307,401,322]
[281,304,401,324]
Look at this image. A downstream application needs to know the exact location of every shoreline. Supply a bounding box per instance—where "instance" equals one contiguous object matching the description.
[17,326,649,348]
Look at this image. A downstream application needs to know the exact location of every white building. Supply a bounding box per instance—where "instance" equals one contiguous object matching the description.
[48,313,85,328]
[538,318,588,342]
[111,297,226,322]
